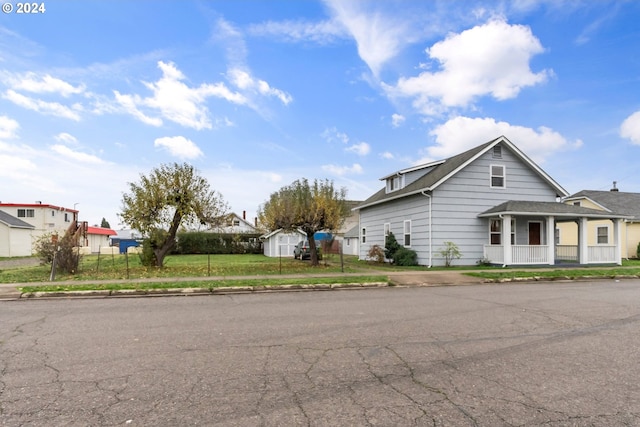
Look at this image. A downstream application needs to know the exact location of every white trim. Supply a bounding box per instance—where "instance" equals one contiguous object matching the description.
[490,164,506,189]
[383,222,390,240]
[403,220,412,247]
[596,225,610,245]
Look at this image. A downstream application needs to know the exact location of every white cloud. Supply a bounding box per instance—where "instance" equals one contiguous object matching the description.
[51,144,104,164]
[322,127,350,144]
[380,151,394,160]
[54,132,78,145]
[154,136,203,160]
[3,90,82,121]
[620,111,640,145]
[322,163,364,176]
[0,115,19,139]
[227,68,292,105]
[5,72,85,97]
[427,116,577,163]
[391,113,405,128]
[115,61,247,130]
[346,142,370,156]
[386,19,550,116]
[248,19,346,44]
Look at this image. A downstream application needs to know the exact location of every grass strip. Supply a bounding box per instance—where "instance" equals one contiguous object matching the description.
[19,275,389,293]
[467,267,640,281]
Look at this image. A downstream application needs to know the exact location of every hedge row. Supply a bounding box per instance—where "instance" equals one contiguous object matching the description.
[174,232,263,255]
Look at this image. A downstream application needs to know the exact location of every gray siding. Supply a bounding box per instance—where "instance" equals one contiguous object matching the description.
[359,144,559,266]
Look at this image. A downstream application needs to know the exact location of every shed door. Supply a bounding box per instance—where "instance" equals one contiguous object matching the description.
[528,222,541,245]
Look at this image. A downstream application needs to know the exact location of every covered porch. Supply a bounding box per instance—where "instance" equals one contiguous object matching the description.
[478,201,630,266]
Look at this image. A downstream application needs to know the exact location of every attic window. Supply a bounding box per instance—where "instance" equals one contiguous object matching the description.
[492,145,502,158]
[386,175,402,193]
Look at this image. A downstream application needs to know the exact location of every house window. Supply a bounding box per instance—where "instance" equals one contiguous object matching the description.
[17,209,35,218]
[492,145,502,158]
[51,210,55,217]
[386,175,403,193]
[597,226,609,244]
[384,223,390,240]
[490,165,505,188]
[64,213,70,222]
[573,201,581,207]
[403,220,411,246]
[555,228,560,245]
[489,218,515,245]
[361,228,366,244]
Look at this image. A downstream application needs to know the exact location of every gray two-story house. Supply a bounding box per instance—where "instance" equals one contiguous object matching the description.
[356,136,628,266]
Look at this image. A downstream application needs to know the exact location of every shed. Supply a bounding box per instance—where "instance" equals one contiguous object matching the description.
[261,229,306,258]
[86,226,117,253]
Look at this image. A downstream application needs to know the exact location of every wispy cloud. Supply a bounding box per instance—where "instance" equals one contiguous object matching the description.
[346,141,370,156]
[0,115,19,139]
[51,144,104,164]
[3,90,82,121]
[248,18,346,44]
[322,163,363,176]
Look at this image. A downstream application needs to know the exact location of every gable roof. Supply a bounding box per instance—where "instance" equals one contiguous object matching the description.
[356,136,568,210]
[478,200,631,220]
[564,190,640,221]
[0,210,34,229]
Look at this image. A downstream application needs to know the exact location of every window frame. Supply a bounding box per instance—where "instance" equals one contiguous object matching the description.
[403,220,411,247]
[492,145,502,159]
[596,225,609,245]
[17,208,35,218]
[490,164,506,188]
[361,227,366,244]
[489,218,515,245]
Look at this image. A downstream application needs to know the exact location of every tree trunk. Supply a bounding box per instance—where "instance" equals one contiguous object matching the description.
[307,232,319,266]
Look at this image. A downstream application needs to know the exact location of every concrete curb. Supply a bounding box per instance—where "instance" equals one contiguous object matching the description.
[14,281,390,300]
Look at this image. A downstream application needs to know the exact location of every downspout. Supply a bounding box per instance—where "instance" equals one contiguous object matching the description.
[421,191,432,268]
[499,214,506,268]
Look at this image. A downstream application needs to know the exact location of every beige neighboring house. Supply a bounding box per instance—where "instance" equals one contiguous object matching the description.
[558,187,640,259]
[0,210,35,257]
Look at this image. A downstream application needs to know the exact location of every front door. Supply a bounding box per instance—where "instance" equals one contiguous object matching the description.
[528,222,542,245]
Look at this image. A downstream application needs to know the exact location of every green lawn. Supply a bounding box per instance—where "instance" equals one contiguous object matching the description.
[0,253,368,284]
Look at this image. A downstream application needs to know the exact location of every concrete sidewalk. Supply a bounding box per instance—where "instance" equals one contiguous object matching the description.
[0,270,484,300]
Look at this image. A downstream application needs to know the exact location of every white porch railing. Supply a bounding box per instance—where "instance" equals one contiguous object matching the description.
[556,245,578,261]
[588,245,616,263]
[512,245,549,264]
[483,245,549,264]
[484,244,618,265]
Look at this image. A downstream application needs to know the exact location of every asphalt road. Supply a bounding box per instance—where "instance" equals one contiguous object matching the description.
[2,280,640,426]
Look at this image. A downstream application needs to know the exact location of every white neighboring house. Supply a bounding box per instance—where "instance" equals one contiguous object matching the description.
[261,229,306,257]
[0,202,78,242]
[0,210,35,257]
[212,212,259,234]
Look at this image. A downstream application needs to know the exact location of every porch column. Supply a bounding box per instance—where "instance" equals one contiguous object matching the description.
[578,217,588,264]
[546,216,555,265]
[614,218,623,265]
[503,215,512,266]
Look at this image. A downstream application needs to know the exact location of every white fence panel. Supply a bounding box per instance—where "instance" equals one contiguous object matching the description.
[484,245,503,264]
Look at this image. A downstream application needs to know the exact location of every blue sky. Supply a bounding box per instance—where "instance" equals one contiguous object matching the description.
[1,0,640,227]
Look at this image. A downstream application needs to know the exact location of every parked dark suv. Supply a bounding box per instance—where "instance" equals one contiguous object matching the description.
[293,240,322,260]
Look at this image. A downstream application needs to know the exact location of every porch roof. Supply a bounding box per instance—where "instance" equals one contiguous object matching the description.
[478,200,631,220]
